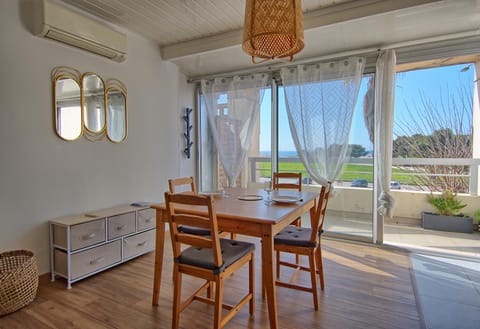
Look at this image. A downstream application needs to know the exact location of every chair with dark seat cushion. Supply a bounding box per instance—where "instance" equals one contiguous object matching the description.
[168,176,196,194]
[169,176,235,239]
[177,224,211,236]
[168,177,212,236]
[274,226,317,247]
[164,192,255,329]
[273,172,303,192]
[273,172,303,266]
[177,238,254,274]
[274,182,332,310]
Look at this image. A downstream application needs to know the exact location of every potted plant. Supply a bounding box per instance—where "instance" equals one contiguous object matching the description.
[422,190,473,233]
[472,209,480,231]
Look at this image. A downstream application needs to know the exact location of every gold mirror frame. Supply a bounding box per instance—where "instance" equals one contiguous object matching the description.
[81,72,106,136]
[106,79,128,143]
[52,67,82,141]
[51,67,127,143]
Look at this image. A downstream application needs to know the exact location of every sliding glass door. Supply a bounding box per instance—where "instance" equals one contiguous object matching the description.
[277,75,375,241]
[198,75,376,242]
[198,86,272,191]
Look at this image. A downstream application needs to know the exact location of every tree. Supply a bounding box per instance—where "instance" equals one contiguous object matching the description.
[393,83,473,193]
[349,144,367,158]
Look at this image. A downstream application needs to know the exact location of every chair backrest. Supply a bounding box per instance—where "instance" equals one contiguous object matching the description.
[273,172,302,191]
[168,176,196,194]
[164,192,222,267]
[309,182,332,242]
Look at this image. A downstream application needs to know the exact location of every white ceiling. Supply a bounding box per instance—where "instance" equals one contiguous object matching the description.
[60,0,355,46]
[59,0,480,78]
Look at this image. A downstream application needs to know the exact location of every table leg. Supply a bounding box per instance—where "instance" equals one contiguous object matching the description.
[261,230,278,329]
[152,211,166,306]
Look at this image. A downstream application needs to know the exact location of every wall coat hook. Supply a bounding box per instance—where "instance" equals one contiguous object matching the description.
[183,108,193,159]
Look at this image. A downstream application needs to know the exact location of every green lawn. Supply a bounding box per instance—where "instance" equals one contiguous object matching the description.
[259,161,418,184]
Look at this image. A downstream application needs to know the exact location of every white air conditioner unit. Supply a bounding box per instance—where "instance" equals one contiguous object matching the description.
[33,0,127,62]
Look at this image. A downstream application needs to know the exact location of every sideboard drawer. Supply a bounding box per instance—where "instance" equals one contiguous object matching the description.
[108,212,135,240]
[50,204,152,288]
[123,229,155,259]
[69,219,106,251]
[137,208,155,231]
[55,240,121,280]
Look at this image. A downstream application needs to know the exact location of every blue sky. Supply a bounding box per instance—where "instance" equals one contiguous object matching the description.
[260,63,475,152]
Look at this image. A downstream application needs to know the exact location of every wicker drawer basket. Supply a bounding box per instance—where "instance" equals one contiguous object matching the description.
[0,250,39,316]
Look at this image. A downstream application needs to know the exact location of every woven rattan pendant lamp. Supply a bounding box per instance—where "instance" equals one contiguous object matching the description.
[242,0,304,63]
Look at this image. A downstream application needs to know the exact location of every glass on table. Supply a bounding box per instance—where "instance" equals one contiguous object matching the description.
[264,178,273,205]
[221,177,230,198]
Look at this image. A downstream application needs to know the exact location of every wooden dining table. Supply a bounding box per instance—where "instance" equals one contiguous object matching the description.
[150,187,318,329]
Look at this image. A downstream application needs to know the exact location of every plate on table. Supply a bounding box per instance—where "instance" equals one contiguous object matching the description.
[272,195,301,204]
[238,195,263,201]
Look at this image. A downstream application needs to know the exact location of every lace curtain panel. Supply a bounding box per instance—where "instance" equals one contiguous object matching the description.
[375,50,397,218]
[201,74,269,187]
[280,57,365,186]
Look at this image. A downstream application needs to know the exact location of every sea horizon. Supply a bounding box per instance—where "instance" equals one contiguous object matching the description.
[260,150,298,157]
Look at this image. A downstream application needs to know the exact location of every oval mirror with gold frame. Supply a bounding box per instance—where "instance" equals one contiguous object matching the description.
[106,79,128,143]
[52,67,127,143]
[82,72,106,135]
[52,67,82,141]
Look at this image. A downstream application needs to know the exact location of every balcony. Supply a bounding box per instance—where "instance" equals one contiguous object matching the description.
[248,156,480,258]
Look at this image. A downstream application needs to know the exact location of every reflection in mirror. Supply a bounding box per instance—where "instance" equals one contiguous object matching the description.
[82,73,105,134]
[52,67,82,141]
[106,79,127,143]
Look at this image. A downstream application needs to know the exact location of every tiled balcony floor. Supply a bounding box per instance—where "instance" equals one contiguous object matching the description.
[322,213,480,259]
[323,213,480,329]
[384,223,480,258]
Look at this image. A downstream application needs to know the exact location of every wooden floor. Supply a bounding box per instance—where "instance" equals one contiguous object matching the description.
[0,237,422,329]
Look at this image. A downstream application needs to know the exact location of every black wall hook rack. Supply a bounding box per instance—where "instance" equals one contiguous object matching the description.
[183,108,193,159]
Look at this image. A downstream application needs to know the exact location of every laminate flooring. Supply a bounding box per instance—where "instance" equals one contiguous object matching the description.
[0,237,422,329]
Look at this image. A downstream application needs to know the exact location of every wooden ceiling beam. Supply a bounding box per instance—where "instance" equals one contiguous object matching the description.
[161,0,441,60]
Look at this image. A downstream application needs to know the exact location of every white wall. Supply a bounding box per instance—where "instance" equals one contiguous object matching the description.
[0,1,196,273]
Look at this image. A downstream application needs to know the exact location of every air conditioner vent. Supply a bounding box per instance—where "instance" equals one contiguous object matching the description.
[33,0,127,62]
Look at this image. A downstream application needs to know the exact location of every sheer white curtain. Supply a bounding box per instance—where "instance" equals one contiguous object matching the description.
[375,50,397,218]
[201,74,269,187]
[280,57,365,186]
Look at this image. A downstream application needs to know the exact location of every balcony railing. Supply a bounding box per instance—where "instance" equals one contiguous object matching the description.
[248,156,480,195]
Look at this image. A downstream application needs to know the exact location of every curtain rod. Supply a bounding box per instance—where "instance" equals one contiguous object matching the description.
[186,47,380,83]
[187,29,480,83]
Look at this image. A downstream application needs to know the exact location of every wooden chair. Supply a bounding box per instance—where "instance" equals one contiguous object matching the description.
[274,182,332,310]
[273,172,303,266]
[273,172,303,227]
[168,176,196,194]
[168,177,210,236]
[273,172,303,192]
[164,192,255,329]
[168,177,235,239]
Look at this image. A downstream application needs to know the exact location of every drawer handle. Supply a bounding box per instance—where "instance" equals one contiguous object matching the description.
[82,232,96,240]
[144,218,152,223]
[137,241,147,247]
[116,224,127,231]
[90,256,105,265]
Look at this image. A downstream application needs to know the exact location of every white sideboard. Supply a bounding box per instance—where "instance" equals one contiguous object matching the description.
[49,204,156,288]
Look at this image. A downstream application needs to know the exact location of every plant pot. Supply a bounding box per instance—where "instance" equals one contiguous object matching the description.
[422,211,473,234]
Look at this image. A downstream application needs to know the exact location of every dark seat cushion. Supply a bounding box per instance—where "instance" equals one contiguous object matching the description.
[178,225,211,236]
[176,239,255,274]
[274,226,317,247]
